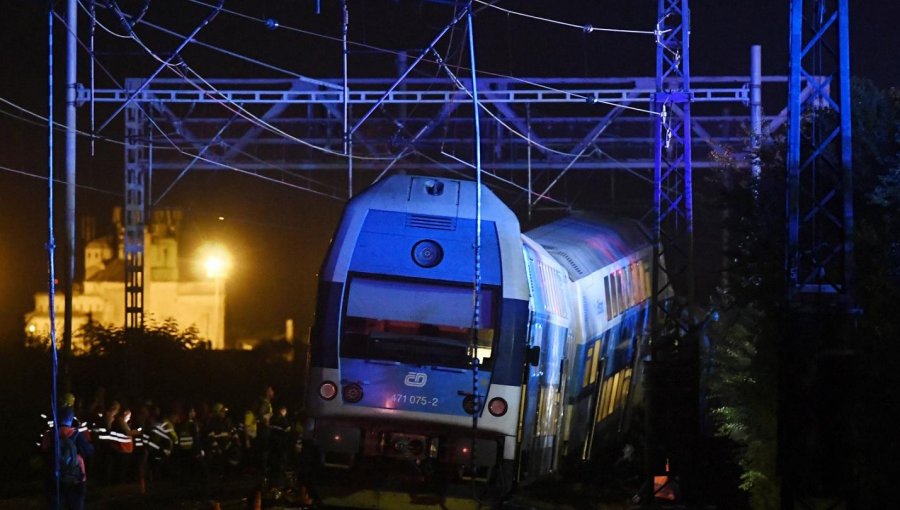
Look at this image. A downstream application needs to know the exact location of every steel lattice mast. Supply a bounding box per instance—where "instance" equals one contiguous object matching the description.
[783,1,856,508]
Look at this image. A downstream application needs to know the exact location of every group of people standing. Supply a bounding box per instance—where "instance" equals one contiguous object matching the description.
[40,385,302,509]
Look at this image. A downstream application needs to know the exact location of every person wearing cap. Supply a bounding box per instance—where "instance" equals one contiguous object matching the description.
[42,407,95,510]
[205,403,234,476]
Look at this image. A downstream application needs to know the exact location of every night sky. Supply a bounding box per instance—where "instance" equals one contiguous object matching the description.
[1,0,897,342]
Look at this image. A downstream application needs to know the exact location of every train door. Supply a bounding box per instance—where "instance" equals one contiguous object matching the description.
[517,312,567,482]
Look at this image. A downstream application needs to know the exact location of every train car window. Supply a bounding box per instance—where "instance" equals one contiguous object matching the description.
[582,344,594,388]
[614,272,624,316]
[604,275,612,321]
[634,263,644,303]
[342,277,498,367]
[642,260,652,300]
[606,371,621,418]
[589,343,601,385]
[609,274,619,318]
[619,367,632,406]
[623,266,633,309]
[630,264,639,306]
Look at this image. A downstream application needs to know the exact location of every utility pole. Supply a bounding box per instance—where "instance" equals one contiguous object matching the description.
[62,0,77,385]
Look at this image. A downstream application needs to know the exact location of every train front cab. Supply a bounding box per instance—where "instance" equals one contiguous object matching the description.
[304,175,530,492]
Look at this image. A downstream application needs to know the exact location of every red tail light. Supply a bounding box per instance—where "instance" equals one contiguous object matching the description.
[319,381,338,400]
[488,397,508,417]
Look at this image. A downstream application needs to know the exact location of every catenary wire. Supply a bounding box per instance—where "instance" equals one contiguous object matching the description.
[0,163,123,197]
[48,11,349,199]
[182,0,657,116]
[473,0,663,35]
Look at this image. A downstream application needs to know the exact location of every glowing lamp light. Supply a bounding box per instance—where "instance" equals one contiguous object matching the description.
[28,324,36,334]
[199,244,232,279]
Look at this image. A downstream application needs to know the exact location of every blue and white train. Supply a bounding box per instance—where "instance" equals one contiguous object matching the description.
[304,174,666,493]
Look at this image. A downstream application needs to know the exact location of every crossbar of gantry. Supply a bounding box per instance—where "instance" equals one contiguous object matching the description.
[82,76,763,105]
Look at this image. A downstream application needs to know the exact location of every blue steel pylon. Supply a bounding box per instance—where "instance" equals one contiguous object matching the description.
[642,0,695,506]
[651,0,694,327]
[783,2,856,509]
[787,0,854,304]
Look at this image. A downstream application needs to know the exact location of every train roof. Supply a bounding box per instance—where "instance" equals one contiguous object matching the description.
[345,174,519,225]
[523,213,651,280]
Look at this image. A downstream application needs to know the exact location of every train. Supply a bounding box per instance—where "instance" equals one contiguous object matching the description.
[303,174,668,497]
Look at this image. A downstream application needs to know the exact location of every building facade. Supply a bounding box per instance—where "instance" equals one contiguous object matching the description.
[25,209,226,350]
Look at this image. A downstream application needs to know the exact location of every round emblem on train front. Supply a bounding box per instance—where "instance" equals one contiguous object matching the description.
[412,240,443,268]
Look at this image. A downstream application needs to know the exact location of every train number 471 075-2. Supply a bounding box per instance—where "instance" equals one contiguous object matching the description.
[392,393,439,406]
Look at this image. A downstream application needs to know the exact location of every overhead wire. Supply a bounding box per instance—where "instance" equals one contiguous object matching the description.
[70,0,662,199]
[94,1,405,163]
[178,64,406,161]
[118,0,663,177]
[94,0,224,134]
[431,48,602,158]
[472,0,664,35]
[0,163,123,197]
[50,8,345,200]
[182,0,658,117]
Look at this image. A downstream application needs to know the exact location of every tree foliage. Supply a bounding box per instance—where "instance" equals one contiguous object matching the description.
[78,317,207,356]
[706,79,900,509]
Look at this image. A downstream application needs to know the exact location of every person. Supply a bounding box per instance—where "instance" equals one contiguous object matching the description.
[174,406,205,484]
[256,386,275,480]
[269,405,292,486]
[108,407,139,484]
[42,407,94,510]
[131,401,155,494]
[94,400,120,485]
[205,403,235,475]
[148,407,179,479]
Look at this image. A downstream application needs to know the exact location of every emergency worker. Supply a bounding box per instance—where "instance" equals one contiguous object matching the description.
[256,386,275,480]
[42,407,94,510]
[205,403,234,475]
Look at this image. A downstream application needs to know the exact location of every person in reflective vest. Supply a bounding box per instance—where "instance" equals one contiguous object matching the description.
[42,407,94,510]
[174,406,205,483]
[205,403,235,474]
[147,408,179,480]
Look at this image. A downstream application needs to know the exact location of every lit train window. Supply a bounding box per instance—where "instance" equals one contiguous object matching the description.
[341,277,498,368]
[609,274,619,318]
[582,343,594,388]
[623,267,633,309]
[634,263,644,303]
[642,260,652,300]
[619,367,632,407]
[589,344,601,385]
[538,263,568,318]
[615,272,624,316]
[604,275,612,321]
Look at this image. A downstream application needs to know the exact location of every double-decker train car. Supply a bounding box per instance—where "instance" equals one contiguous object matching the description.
[304,174,666,497]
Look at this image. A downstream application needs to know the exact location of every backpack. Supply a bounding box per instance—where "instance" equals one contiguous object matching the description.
[57,432,83,486]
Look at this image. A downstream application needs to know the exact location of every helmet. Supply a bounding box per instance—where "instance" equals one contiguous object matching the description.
[60,392,75,408]
[213,403,227,415]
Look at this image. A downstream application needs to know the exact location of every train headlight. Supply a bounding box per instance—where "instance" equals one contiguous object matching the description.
[462,394,481,415]
[488,397,508,417]
[342,383,364,403]
[412,240,443,268]
[319,381,338,400]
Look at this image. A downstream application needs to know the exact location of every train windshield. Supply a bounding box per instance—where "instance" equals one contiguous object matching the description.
[341,276,497,369]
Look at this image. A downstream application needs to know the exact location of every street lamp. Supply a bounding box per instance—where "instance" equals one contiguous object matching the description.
[199,244,231,349]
